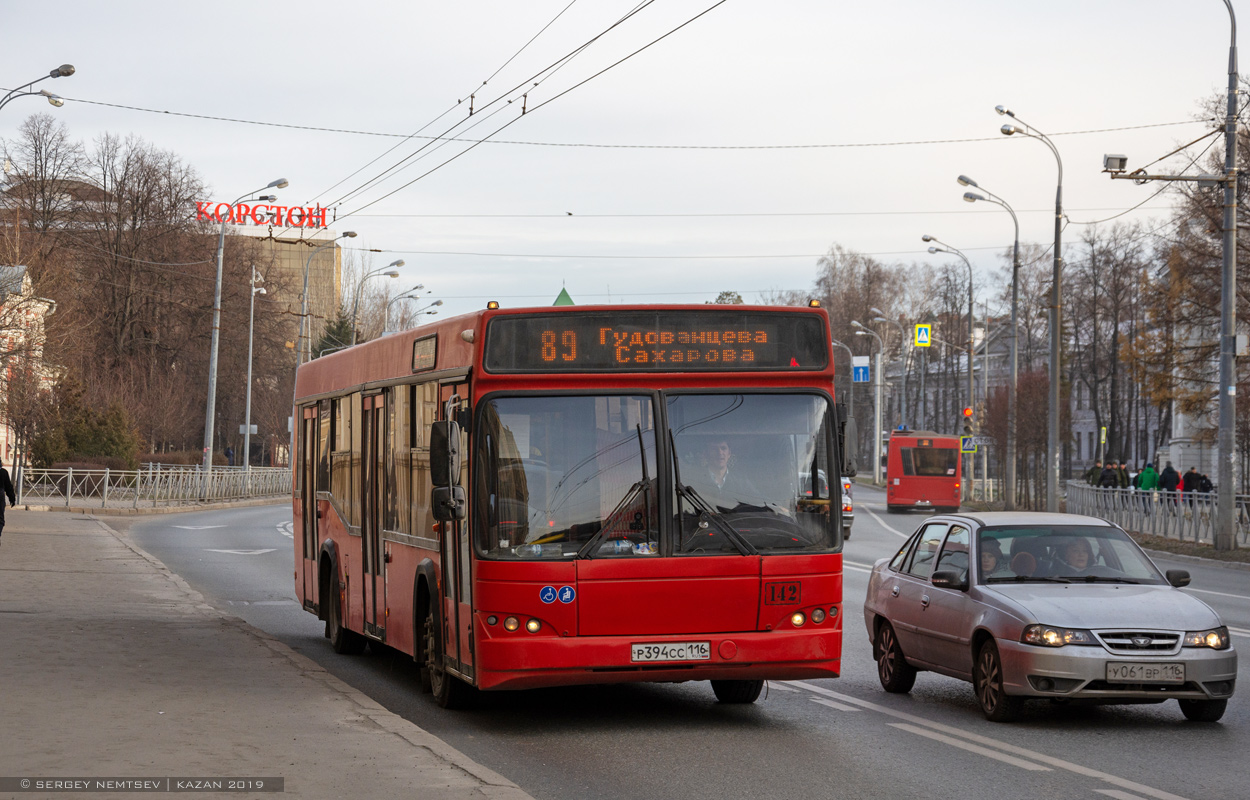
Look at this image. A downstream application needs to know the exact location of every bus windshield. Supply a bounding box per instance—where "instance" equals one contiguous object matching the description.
[475,395,660,560]
[901,446,959,477]
[669,393,836,554]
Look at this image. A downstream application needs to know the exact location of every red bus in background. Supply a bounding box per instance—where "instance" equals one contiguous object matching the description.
[885,430,961,513]
[293,304,854,708]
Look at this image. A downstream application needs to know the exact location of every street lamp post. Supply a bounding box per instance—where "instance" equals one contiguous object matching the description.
[350,260,404,345]
[830,338,854,419]
[923,236,976,501]
[870,308,908,429]
[0,64,75,113]
[300,231,357,364]
[998,106,1064,512]
[201,178,288,499]
[384,284,426,333]
[853,321,884,486]
[243,267,265,477]
[960,176,1021,510]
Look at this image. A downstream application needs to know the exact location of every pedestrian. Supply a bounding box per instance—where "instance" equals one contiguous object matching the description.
[0,459,14,543]
[1135,462,1159,490]
[225,446,235,467]
[1159,461,1181,506]
[1098,462,1119,489]
[1199,473,1214,494]
[1116,461,1130,489]
[1084,460,1102,486]
[1182,467,1202,505]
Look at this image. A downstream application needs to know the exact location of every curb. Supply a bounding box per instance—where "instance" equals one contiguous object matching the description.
[84,514,531,799]
[1141,547,1250,573]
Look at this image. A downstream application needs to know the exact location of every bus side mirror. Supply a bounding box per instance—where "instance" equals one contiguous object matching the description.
[841,416,858,478]
[430,421,461,487]
[432,486,467,521]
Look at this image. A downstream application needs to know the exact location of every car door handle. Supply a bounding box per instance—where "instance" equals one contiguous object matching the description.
[891,586,900,597]
[920,594,930,607]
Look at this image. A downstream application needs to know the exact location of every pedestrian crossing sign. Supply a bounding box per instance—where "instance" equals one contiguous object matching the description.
[914,324,931,347]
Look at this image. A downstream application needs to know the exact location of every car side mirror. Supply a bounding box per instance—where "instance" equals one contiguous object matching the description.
[432,486,466,521]
[931,569,968,591]
[1166,569,1191,588]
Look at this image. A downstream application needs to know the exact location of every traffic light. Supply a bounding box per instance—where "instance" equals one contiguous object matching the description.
[962,406,973,435]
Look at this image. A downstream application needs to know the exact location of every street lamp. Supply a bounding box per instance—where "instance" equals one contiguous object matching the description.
[997,105,1064,512]
[243,267,266,477]
[0,64,75,113]
[870,307,908,429]
[961,176,1020,510]
[923,236,976,502]
[852,320,884,486]
[350,260,404,345]
[300,231,357,364]
[201,177,288,499]
[830,338,854,418]
[384,284,426,333]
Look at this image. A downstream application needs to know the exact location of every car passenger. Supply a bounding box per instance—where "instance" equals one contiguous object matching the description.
[1054,537,1096,575]
[979,538,1011,579]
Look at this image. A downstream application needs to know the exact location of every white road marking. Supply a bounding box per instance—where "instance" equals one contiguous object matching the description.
[1183,586,1250,602]
[205,549,277,556]
[811,697,859,712]
[843,562,873,574]
[277,522,294,539]
[767,683,799,692]
[887,723,1050,771]
[860,505,908,537]
[173,525,225,530]
[1095,791,1151,800]
[1227,626,1250,639]
[787,681,1191,800]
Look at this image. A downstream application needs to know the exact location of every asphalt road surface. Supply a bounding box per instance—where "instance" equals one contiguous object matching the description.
[120,492,1250,800]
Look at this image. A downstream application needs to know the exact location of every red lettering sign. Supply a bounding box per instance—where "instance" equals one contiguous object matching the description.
[195,201,329,229]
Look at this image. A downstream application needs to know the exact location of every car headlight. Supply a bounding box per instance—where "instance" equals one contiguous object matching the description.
[1021,624,1096,647]
[1183,626,1230,649]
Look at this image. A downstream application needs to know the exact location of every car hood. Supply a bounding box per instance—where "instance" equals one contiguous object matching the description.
[980,583,1222,631]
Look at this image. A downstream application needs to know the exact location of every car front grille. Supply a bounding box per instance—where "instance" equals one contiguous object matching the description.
[1095,630,1181,655]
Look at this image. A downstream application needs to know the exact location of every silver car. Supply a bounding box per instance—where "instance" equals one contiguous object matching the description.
[863,512,1237,722]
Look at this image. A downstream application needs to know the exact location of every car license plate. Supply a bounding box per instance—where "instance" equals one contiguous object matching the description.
[630,642,711,662]
[1106,662,1185,683]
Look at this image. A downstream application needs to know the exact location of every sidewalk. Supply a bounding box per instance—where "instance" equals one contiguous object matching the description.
[0,511,534,799]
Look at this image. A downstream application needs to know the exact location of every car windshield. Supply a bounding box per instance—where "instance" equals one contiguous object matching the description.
[977,525,1166,584]
[668,393,837,554]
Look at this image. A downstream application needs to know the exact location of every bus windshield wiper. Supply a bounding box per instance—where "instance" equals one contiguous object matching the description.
[577,425,655,559]
[669,430,756,556]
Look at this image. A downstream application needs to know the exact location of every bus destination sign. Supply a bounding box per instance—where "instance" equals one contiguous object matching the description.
[484,311,828,373]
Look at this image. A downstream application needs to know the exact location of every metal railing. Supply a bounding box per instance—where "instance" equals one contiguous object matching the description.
[18,465,291,509]
[1065,481,1250,547]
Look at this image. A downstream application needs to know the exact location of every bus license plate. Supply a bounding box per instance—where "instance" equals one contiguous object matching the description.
[1106,662,1185,683]
[631,642,711,662]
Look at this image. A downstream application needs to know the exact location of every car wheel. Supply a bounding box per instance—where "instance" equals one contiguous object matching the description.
[874,621,916,693]
[1178,698,1227,722]
[711,679,764,704]
[973,640,1023,722]
[842,526,852,541]
[327,580,366,655]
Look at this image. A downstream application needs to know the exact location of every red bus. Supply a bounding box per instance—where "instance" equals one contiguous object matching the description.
[293,304,854,707]
[884,430,961,513]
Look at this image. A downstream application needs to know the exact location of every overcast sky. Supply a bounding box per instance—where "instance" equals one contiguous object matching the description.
[1,0,1239,321]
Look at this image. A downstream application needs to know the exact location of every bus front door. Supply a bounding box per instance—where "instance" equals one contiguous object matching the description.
[362,393,386,641]
[438,382,474,680]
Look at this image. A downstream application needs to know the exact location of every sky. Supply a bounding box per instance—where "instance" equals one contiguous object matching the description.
[0,0,1240,323]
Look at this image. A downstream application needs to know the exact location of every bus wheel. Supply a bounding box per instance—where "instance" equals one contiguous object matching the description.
[886,505,902,514]
[327,582,366,655]
[711,679,764,704]
[423,608,475,709]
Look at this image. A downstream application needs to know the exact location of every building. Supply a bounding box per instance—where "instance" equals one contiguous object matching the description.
[0,265,56,468]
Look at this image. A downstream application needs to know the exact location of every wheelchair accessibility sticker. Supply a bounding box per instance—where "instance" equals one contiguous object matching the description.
[540,585,577,604]
[540,586,557,604]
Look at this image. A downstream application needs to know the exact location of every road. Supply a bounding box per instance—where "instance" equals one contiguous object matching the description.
[119,491,1250,800]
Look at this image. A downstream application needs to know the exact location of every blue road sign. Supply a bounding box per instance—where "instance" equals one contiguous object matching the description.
[853,366,870,383]
[960,436,977,454]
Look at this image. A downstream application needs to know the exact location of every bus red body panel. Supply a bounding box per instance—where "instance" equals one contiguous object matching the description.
[885,431,962,511]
